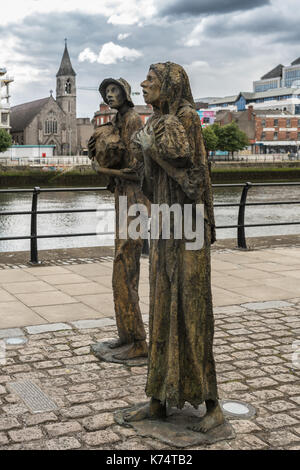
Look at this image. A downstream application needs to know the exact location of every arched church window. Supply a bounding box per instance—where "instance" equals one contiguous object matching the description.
[65,79,71,94]
[44,119,58,135]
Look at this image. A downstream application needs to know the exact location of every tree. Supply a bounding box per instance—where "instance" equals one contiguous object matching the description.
[0,129,12,153]
[215,122,249,158]
[202,126,218,152]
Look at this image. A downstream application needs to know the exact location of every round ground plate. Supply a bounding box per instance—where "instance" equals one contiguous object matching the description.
[220,399,256,419]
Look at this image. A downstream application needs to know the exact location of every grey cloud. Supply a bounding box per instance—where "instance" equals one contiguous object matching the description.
[161,0,271,17]
[3,5,298,118]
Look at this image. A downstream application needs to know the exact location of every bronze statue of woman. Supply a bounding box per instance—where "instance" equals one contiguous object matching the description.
[125,62,224,432]
[88,78,148,360]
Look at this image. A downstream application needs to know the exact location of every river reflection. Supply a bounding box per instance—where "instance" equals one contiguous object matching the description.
[0,185,300,252]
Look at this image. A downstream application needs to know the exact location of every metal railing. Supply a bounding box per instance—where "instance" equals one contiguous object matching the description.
[0,182,300,263]
[214,182,300,249]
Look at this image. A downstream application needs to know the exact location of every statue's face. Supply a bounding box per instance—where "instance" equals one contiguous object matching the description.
[106,83,125,109]
[140,69,161,106]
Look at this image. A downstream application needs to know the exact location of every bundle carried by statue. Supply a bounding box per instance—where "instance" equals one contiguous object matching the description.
[88,122,125,169]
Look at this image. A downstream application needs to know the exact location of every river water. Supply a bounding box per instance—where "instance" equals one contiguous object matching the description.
[0,185,299,252]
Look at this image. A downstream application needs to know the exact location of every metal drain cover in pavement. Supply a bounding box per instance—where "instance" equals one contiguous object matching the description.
[8,380,58,413]
[220,400,256,419]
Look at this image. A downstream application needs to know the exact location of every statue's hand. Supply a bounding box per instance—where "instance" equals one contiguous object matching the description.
[136,126,155,151]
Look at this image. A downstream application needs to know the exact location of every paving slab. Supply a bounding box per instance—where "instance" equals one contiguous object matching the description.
[1,281,56,294]
[71,318,116,329]
[0,328,24,339]
[14,291,77,308]
[242,301,294,310]
[32,303,102,323]
[25,323,72,335]
[0,302,46,328]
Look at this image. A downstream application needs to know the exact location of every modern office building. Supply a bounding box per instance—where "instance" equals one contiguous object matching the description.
[207,57,300,115]
[208,88,300,115]
[0,67,14,132]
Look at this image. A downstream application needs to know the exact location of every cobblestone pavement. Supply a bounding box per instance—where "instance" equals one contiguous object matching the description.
[0,297,299,450]
[0,246,300,450]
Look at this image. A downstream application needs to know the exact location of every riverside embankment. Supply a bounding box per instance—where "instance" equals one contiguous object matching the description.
[1,161,300,186]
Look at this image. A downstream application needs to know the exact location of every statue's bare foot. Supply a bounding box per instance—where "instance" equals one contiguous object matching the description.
[108,339,127,350]
[123,403,150,422]
[113,340,148,360]
[188,402,224,433]
[124,398,166,422]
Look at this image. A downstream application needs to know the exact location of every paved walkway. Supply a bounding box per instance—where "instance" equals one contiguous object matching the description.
[0,246,299,449]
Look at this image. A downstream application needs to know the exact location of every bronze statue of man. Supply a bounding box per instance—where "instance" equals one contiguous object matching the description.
[88,78,148,360]
[124,62,224,433]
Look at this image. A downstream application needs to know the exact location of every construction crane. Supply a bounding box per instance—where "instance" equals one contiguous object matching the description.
[78,86,140,95]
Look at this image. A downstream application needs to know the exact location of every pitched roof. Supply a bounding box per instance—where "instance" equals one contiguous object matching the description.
[10,97,50,132]
[291,57,300,66]
[261,64,283,80]
[56,44,76,77]
[210,95,238,105]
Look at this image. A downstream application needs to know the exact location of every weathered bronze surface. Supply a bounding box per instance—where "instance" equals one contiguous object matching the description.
[90,339,147,367]
[88,78,148,360]
[125,62,225,434]
[115,404,235,448]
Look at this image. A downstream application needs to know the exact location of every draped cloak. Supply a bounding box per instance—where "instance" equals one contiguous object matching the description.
[131,62,218,408]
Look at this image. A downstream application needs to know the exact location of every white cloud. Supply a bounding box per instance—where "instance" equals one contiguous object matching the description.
[184,20,206,46]
[78,42,142,65]
[117,33,131,40]
[78,48,97,63]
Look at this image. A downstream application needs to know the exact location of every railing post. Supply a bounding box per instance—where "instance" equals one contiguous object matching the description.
[30,187,40,264]
[142,238,149,255]
[237,182,252,249]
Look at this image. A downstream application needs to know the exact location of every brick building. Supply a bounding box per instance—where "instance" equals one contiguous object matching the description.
[215,106,256,151]
[255,110,300,154]
[93,103,153,128]
[214,105,300,154]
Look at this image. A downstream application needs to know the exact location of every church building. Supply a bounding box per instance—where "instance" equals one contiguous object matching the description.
[10,42,81,155]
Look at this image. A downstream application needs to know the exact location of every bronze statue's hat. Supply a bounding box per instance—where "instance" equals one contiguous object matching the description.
[99,77,134,107]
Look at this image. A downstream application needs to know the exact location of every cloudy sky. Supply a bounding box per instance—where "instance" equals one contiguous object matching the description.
[1,0,300,118]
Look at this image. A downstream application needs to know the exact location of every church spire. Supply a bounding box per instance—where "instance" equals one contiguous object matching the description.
[56,40,76,77]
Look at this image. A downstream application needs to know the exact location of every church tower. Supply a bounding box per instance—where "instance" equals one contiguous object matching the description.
[56,40,77,155]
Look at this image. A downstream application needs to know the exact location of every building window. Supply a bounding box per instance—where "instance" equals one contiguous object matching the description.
[261,132,266,140]
[298,132,300,140]
[274,119,278,126]
[261,119,266,127]
[1,113,8,124]
[274,132,278,140]
[65,79,71,94]
[286,132,290,140]
[44,119,58,135]
[286,119,291,127]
